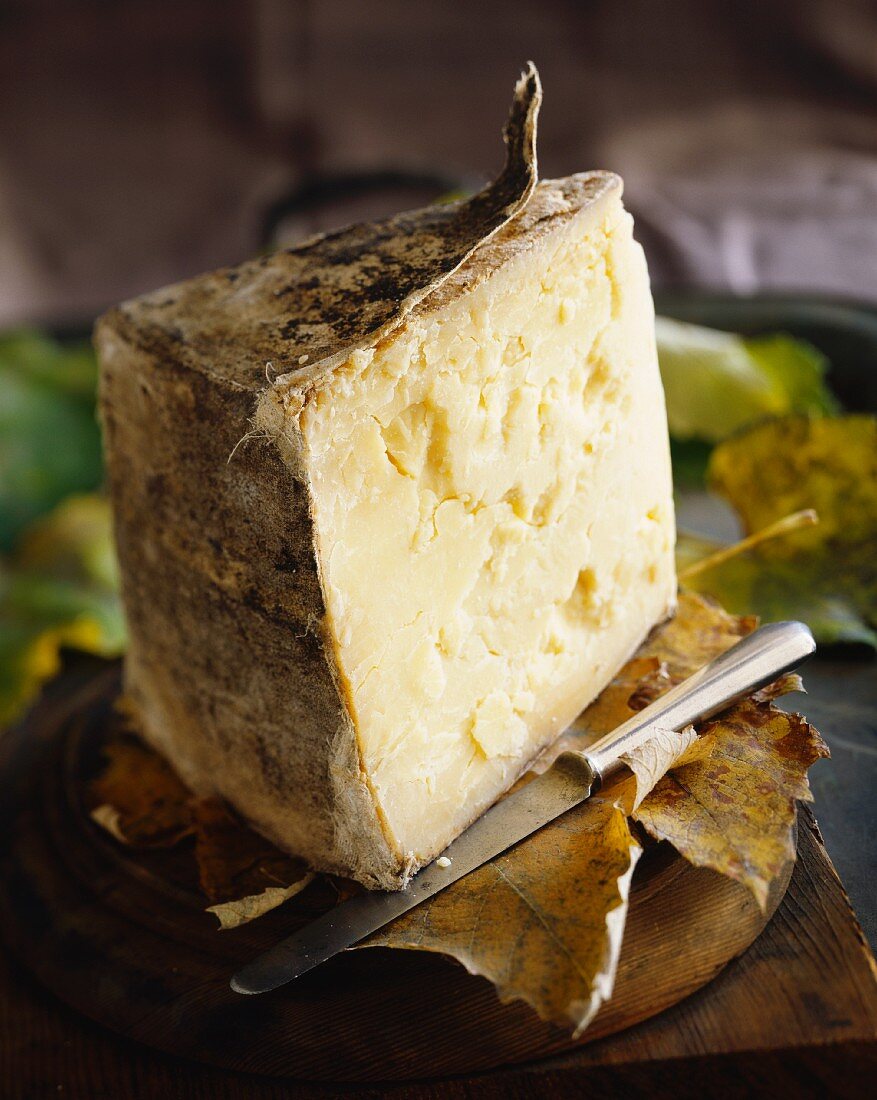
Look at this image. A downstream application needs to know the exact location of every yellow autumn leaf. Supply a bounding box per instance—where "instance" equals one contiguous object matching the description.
[554,591,827,911]
[688,414,877,649]
[1,494,126,727]
[362,794,641,1035]
[634,700,829,909]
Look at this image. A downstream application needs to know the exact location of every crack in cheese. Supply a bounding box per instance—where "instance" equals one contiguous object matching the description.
[96,69,675,889]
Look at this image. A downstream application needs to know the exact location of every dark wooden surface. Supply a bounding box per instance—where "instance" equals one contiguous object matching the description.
[1,665,876,1097]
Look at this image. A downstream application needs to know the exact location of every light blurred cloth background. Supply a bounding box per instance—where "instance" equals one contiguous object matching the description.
[1,0,875,326]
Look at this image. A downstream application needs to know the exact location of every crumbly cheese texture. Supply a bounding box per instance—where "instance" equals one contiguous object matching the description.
[97,163,675,890]
[294,189,675,862]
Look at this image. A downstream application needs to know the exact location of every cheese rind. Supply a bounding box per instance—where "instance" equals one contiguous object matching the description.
[97,70,675,889]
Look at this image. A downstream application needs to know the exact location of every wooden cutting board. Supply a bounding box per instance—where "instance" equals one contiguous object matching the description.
[0,662,873,1092]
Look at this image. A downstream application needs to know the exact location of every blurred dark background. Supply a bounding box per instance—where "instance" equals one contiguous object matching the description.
[2,8,877,1082]
[1,0,875,326]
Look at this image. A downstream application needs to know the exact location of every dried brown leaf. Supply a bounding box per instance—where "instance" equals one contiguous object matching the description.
[634,700,829,909]
[206,878,315,930]
[89,803,131,844]
[88,736,314,927]
[190,798,313,927]
[751,671,805,703]
[619,725,712,812]
[362,795,640,1035]
[639,592,758,679]
[88,734,194,847]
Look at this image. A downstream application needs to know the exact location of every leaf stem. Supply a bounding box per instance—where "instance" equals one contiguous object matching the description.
[679,509,819,580]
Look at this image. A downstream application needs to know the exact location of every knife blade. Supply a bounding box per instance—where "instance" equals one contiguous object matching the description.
[231,619,814,995]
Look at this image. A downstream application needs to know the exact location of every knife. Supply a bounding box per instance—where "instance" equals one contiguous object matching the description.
[232,619,815,995]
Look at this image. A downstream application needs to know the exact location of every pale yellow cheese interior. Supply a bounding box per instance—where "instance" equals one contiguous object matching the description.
[299,189,676,864]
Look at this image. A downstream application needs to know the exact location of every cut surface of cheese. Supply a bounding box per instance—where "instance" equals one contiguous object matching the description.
[290,184,675,862]
[96,66,676,889]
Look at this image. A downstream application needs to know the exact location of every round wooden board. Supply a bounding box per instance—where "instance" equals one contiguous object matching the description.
[0,665,793,1085]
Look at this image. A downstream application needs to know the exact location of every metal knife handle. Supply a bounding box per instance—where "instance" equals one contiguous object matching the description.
[584,620,815,783]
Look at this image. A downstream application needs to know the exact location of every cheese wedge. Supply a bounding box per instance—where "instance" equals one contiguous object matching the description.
[97,66,675,889]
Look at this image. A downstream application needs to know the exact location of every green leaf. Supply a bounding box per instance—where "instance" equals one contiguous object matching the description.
[682,415,877,651]
[0,494,125,726]
[656,317,838,445]
[0,330,103,551]
[670,438,713,489]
